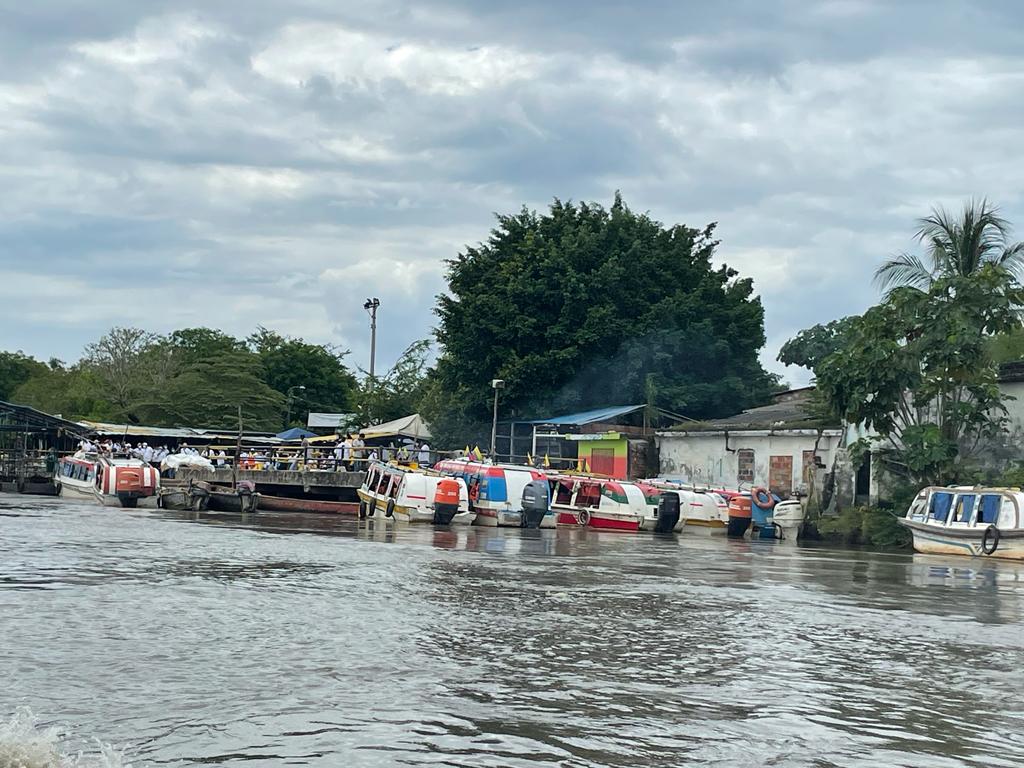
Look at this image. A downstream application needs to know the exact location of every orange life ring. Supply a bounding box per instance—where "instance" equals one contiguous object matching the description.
[752,487,775,509]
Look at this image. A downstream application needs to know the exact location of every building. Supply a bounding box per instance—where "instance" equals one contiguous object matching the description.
[655,388,843,498]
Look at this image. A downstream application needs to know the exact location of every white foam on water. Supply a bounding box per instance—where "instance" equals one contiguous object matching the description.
[0,710,131,768]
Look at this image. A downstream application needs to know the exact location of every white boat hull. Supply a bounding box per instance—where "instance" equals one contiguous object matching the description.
[902,520,1024,560]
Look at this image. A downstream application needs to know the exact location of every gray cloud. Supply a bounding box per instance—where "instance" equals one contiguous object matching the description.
[2,0,1024,390]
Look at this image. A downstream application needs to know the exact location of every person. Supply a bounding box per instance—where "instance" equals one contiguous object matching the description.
[396,443,410,463]
[418,441,430,466]
[216,449,226,467]
[342,435,352,470]
[351,433,366,467]
[333,439,346,471]
[367,448,379,463]
[142,443,154,463]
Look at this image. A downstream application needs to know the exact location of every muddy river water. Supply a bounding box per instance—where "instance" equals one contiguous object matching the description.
[2,495,1024,767]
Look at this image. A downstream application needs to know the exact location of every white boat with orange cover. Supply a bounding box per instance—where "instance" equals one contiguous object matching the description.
[55,453,159,508]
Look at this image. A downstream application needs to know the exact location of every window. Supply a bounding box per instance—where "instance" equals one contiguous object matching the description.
[737,449,755,484]
[954,495,976,523]
[980,495,1002,525]
[929,492,953,523]
[553,479,574,505]
[575,482,602,508]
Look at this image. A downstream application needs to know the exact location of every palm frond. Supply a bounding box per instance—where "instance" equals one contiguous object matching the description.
[874,251,934,293]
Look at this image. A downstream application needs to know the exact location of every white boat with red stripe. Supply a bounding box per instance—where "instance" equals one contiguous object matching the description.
[55,452,159,508]
[549,475,646,532]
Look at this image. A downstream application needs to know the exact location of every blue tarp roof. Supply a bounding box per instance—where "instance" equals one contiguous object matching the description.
[276,427,317,440]
[530,405,646,426]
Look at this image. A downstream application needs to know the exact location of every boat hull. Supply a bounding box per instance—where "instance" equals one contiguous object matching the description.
[58,482,137,508]
[207,490,258,514]
[258,494,359,515]
[556,510,641,532]
[901,519,1024,560]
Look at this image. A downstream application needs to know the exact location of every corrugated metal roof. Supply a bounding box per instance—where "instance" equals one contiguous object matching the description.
[78,420,281,443]
[530,404,646,426]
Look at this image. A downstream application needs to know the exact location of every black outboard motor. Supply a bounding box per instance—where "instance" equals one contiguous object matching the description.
[655,491,681,533]
[520,480,550,529]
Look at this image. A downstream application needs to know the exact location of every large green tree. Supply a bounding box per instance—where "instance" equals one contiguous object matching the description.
[817,267,1022,484]
[0,351,48,401]
[359,340,432,425]
[777,316,859,371]
[426,194,779,446]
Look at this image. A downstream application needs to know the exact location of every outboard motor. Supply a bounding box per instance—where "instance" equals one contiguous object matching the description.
[655,491,681,533]
[520,480,550,529]
[433,479,461,525]
[727,496,752,538]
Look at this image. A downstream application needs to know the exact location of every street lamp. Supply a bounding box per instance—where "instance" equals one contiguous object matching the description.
[284,385,306,429]
[490,379,504,461]
[363,298,380,382]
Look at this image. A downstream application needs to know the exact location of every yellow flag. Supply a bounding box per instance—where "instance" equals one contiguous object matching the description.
[527,452,534,465]
[576,457,583,472]
[543,453,550,468]
[464,445,471,458]
[473,446,484,461]
[583,459,591,474]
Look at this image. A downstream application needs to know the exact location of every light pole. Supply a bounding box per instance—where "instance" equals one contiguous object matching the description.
[284,385,306,429]
[490,378,504,461]
[363,298,380,383]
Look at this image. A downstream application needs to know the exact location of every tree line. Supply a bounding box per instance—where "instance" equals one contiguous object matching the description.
[0,327,432,433]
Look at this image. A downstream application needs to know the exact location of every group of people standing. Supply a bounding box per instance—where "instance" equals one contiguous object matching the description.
[79,439,176,464]
[330,434,431,470]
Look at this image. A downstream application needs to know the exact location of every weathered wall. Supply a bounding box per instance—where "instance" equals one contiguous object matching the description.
[655,429,842,495]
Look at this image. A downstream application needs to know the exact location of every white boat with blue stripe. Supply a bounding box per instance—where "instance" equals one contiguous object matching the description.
[899,486,1024,560]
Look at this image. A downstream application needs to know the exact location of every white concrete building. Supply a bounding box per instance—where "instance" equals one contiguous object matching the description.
[655,388,842,498]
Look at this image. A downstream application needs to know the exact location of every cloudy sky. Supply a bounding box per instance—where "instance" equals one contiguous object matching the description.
[3,0,1023,386]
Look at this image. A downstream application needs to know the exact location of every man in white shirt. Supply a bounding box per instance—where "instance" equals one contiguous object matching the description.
[418,442,430,466]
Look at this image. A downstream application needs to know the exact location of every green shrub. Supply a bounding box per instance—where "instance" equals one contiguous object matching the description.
[818,506,911,550]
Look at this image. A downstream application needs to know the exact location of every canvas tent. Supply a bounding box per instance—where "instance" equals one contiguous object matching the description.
[361,413,432,440]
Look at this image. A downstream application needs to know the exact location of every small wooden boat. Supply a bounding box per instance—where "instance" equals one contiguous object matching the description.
[207,484,258,514]
[900,486,1024,559]
[257,494,359,515]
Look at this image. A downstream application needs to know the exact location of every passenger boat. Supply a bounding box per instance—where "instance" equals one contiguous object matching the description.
[55,453,159,508]
[358,461,474,525]
[434,458,554,527]
[257,494,359,515]
[899,486,1024,560]
[548,474,647,531]
[637,480,729,533]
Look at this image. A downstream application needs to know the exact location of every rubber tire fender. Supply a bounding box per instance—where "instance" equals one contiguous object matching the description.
[578,509,591,527]
[368,498,378,517]
[385,498,396,518]
[982,525,1001,555]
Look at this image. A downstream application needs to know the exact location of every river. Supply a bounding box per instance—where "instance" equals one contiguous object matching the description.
[2,495,1024,767]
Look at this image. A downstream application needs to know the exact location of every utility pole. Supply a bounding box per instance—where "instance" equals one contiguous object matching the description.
[363,298,380,383]
[284,385,306,429]
[490,379,504,461]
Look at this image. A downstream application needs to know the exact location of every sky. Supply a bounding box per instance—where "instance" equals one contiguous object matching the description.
[3,0,1024,388]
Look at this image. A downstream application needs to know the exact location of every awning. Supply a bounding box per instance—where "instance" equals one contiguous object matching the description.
[361,413,432,440]
[276,427,317,440]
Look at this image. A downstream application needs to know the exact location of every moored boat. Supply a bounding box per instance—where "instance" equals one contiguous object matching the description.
[207,483,259,514]
[55,453,159,508]
[358,461,474,525]
[899,486,1024,560]
[257,494,359,515]
[434,458,555,527]
[637,480,728,534]
[548,475,646,531]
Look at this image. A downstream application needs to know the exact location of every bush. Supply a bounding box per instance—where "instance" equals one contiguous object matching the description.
[817,506,912,550]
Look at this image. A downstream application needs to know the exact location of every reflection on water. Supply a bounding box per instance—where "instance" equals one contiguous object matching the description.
[2,495,1024,767]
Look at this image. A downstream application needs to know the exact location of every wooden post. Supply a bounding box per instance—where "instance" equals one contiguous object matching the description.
[233,405,242,489]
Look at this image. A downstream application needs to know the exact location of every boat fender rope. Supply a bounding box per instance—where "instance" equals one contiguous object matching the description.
[982,525,1001,555]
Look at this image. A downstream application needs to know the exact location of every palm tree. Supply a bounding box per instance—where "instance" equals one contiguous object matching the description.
[875,199,1024,294]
